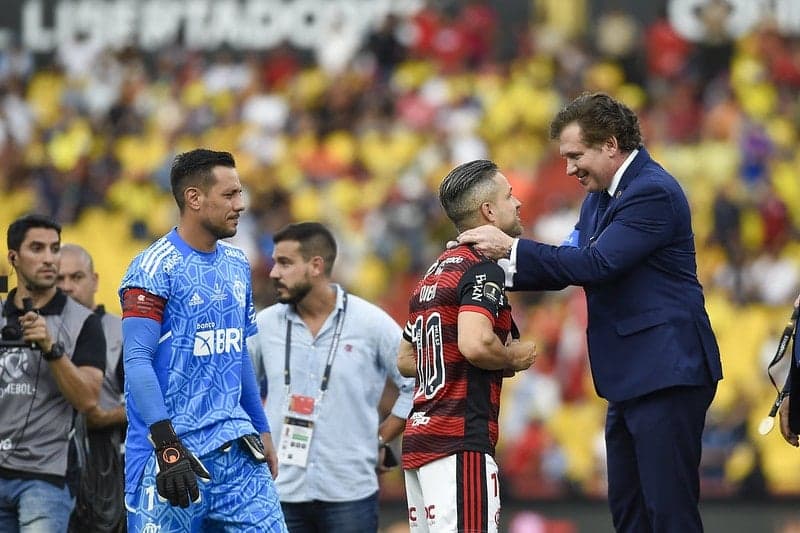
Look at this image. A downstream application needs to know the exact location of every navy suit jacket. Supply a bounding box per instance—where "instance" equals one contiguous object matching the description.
[513,147,722,402]
[788,325,800,433]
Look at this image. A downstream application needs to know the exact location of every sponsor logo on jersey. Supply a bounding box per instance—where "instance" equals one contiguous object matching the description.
[193,328,242,356]
[427,255,465,277]
[188,292,204,306]
[471,273,487,301]
[223,247,246,261]
[248,302,256,324]
[424,261,439,277]
[409,411,430,427]
[162,252,181,273]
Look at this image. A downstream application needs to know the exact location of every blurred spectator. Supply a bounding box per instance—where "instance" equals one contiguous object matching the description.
[757,180,796,254]
[689,0,736,86]
[56,31,103,81]
[595,9,645,87]
[644,8,693,80]
[746,247,799,307]
[740,122,773,187]
[365,14,407,82]
[314,8,363,77]
[0,39,33,83]
[709,181,746,301]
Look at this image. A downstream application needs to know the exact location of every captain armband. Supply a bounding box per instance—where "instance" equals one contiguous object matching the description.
[122,288,166,322]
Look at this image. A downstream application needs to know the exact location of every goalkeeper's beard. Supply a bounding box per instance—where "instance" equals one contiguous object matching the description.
[202,218,238,240]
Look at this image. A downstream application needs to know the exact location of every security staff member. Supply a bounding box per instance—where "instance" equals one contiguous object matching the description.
[58,243,126,532]
[0,214,105,532]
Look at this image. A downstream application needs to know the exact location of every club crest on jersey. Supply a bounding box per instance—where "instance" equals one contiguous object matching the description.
[233,279,246,308]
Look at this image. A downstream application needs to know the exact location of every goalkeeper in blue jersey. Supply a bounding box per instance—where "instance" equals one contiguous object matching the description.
[119,149,287,532]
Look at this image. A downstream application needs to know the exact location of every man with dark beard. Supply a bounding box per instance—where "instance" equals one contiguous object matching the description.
[248,221,415,533]
[118,149,286,532]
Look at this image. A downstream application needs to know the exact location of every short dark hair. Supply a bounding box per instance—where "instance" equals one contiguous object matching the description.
[273,222,338,276]
[438,159,499,232]
[549,92,642,152]
[170,149,236,211]
[7,214,61,251]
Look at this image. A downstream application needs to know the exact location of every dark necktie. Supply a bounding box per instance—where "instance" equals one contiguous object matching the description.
[597,191,610,220]
[591,192,611,242]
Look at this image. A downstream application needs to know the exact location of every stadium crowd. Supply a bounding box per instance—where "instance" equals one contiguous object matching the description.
[0,0,800,508]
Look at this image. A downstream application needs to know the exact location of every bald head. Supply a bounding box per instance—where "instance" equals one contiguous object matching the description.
[57,244,98,309]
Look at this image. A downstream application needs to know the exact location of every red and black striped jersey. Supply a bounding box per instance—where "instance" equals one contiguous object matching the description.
[401,244,513,470]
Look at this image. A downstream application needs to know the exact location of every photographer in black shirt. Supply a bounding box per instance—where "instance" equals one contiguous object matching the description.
[0,214,105,532]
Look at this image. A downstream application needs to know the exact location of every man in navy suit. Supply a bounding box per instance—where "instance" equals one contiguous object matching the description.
[457,92,723,532]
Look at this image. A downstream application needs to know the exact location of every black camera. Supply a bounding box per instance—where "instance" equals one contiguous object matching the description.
[1,319,22,341]
[0,315,29,349]
[0,281,34,349]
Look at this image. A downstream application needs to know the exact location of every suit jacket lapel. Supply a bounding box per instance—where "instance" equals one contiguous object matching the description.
[615,146,650,196]
[593,148,651,237]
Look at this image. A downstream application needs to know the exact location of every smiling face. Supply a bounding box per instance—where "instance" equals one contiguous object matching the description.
[12,228,61,292]
[489,172,523,238]
[558,122,620,193]
[197,165,245,240]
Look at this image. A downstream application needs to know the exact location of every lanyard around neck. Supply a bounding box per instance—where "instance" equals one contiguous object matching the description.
[284,292,348,398]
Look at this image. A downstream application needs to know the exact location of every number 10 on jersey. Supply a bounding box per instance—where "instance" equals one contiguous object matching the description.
[412,312,445,400]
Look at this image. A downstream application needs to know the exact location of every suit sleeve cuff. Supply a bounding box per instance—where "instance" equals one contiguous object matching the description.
[496,238,519,288]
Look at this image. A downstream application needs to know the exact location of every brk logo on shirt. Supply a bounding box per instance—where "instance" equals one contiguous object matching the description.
[471,273,487,302]
[193,327,243,356]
